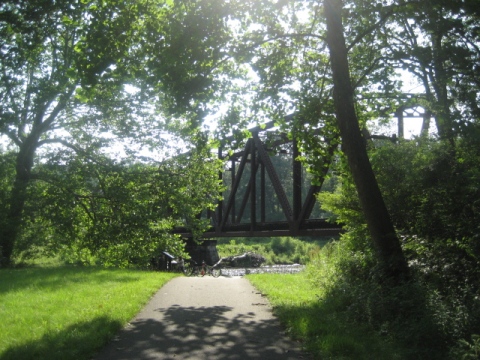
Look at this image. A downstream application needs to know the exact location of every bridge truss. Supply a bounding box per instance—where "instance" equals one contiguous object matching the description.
[176,97,430,240]
[177,120,342,239]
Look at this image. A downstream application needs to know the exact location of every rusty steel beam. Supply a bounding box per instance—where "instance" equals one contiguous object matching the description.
[292,137,302,222]
[253,133,294,226]
[217,146,223,224]
[250,133,257,232]
[219,131,333,236]
[173,105,425,239]
[231,159,236,223]
[235,161,260,224]
[261,162,266,223]
[219,139,252,232]
[296,142,338,230]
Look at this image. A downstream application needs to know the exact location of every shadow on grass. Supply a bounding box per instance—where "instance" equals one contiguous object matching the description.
[0,266,146,294]
[272,301,401,360]
[0,316,122,360]
[271,282,449,360]
[93,304,305,360]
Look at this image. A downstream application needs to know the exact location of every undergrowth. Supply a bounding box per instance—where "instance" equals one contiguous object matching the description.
[247,271,404,359]
[248,235,480,359]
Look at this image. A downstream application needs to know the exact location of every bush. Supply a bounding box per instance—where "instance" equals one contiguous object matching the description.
[315,137,480,358]
[307,237,449,359]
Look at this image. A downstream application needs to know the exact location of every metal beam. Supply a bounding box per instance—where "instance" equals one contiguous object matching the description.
[253,133,294,226]
[219,139,252,232]
[235,161,260,224]
[175,219,342,238]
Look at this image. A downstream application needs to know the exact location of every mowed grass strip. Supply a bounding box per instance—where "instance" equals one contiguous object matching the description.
[0,266,178,360]
[247,272,403,360]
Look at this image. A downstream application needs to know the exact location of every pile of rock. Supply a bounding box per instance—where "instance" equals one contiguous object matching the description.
[214,252,266,268]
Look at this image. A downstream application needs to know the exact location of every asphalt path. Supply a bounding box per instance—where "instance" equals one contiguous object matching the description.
[92,276,310,360]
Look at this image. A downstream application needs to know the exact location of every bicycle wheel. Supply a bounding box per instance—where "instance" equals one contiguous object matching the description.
[183,264,194,276]
[212,268,221,278]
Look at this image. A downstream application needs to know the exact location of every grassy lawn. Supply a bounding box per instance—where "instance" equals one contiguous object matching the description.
[247,272,404,360]
[0,266,178,360]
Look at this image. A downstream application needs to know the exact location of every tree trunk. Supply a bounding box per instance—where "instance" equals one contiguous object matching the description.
[430,14,455,146]
[0,137,36,266]
[323,0,409,282]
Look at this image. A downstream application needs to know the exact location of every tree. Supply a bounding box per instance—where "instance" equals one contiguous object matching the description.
[15,146,222,267]
[323,0,409,281]
[381,0,480,144]
[210,0,479,280]
[0,0,140,265]
[197,0,409,280]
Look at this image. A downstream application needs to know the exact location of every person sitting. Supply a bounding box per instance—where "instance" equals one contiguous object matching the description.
[177,256,185,272]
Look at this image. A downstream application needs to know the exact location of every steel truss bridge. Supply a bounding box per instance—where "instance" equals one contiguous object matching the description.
[176,100,429,239]
[176,117,342,239]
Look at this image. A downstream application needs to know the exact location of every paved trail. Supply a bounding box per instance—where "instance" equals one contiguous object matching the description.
[93,276,310,360]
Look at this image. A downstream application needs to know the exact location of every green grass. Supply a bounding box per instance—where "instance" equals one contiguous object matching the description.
[247,272,404,360]
[0,266,178,360]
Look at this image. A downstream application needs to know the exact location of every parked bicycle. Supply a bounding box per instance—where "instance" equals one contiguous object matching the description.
[184,260,220,277]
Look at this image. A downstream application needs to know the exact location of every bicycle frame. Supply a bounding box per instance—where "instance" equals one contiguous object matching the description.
[184,260,220,277]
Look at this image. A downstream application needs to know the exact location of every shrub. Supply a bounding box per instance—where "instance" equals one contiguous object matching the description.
[315,137,480,358]
[307,236,449,359]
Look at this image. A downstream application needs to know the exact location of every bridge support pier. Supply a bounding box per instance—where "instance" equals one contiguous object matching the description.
[185,238,220,266]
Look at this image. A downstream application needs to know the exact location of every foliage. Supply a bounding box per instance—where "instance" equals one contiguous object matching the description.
[1,5,479,356]
[0,0,229,266]
[12,147,223,268]
[182,0,480,278]
[0,0,226,266]
[317,134,480,357]
[308,239,449,359]
[374,139,480,344]
[0,151,15,235]
[382,0,480,141]
[0,266,178,360]
[451,334,480,360]
[136,0,238,121]
[0,0,152,264]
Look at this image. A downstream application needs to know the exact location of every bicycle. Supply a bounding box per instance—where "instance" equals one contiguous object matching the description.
[185,260,220,277]
[204,262,221,278]
[182,260,196,276]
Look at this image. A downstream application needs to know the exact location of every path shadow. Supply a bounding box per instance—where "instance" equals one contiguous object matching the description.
[94,304,305,360]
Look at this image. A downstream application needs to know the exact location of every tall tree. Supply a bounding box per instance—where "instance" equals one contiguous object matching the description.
[378,0,480,143]
[195,0,409,279]
[323,0,409,281]
[0,0,150,265]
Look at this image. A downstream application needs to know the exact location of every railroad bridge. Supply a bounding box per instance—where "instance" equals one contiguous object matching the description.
[175,116,342,263]
[177,118,341,239]
[178,103,429,263]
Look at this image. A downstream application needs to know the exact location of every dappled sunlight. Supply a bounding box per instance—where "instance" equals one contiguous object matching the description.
[96,305,292,360]
[93,277,306,360]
